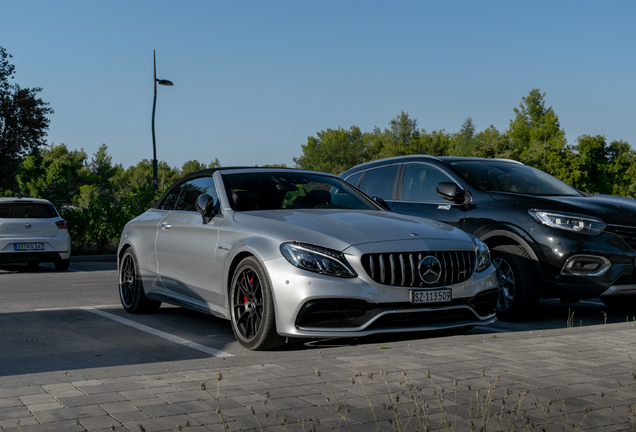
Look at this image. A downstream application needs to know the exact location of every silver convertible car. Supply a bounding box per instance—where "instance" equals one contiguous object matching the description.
[118,168,499,350]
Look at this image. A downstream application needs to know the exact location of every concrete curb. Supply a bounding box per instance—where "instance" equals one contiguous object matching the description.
[70,254,117,262]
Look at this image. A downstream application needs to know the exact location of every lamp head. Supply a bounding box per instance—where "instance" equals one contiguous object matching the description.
[156,79,174,86]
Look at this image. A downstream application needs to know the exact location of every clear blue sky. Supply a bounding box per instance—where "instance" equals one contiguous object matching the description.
[2,1,634,170]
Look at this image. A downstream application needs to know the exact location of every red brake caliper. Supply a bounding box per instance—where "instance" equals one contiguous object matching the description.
[244,278,253,309]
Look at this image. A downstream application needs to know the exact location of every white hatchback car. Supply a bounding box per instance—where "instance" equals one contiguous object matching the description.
[0,198,71,271]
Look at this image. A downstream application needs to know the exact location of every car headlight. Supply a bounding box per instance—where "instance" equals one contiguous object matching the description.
[280,242,357,278]
[528,209,606,235]
[473,238,491,273]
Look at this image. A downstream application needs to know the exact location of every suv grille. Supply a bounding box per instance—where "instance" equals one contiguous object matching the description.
[605,224,636,251]
[362,251,474,287]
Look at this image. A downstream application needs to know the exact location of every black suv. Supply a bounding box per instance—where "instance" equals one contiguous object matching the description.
[339,155,636,320]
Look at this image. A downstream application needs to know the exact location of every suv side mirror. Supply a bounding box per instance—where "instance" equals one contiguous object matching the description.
[196,194,218,224]
[437,182,468,204]
[373,196,391,211]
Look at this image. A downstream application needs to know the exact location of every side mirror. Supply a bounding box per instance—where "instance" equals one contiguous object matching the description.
[437,182,468,204]
[373,196,391,211]
[196,194,218,224]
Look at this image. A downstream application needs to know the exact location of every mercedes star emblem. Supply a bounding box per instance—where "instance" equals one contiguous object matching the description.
[418,255,442,285]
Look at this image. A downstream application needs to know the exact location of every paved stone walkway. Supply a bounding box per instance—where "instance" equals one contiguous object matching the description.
[1,323,636,431]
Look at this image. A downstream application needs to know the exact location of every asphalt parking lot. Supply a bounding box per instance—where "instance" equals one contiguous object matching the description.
[2,259,636,430]
[0,259,632,379]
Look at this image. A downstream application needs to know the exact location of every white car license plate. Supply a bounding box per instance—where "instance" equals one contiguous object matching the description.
[14,243,45,251]
[410,289,452,304]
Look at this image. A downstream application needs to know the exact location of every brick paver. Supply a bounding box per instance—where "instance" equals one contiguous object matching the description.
[0,323,635,430]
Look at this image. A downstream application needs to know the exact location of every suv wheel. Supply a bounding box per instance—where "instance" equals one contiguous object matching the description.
[492,245,539,321]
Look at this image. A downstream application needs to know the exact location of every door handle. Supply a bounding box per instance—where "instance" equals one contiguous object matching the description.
[161,223,171,230]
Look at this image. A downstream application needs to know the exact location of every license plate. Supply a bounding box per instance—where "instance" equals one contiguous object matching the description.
[14,243,45,251]
[410,289,452,304]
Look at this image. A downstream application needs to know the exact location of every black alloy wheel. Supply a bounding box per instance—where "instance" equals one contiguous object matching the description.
[119,249,160,314]
[230,256,283,350]
[491,244,539,321]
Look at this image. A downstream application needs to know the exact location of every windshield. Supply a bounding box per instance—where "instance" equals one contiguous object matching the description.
[447,161,581,196]
[222,172,381,211]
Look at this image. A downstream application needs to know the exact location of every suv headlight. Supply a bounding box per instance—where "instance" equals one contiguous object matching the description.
[528,209,606,235]
[280,242,357,278]
[473,238,491,272]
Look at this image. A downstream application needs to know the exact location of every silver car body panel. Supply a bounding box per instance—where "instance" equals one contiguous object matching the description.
[118,168,498,339]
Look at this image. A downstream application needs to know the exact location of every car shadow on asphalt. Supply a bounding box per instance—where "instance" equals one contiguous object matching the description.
[0,307,237,377]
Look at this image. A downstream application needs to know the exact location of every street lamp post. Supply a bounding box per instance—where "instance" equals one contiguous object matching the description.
[151,47,173,190]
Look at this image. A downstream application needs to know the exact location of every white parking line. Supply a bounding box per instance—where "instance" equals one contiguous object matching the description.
[81,307,234,358]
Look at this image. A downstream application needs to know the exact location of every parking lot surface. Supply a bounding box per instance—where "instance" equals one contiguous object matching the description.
[1,259,635,430]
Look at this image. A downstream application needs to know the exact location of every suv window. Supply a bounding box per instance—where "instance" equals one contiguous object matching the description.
[402,164,453,202]
[358,165,399,200]
[344,172,363,187]
[0,202,58,218]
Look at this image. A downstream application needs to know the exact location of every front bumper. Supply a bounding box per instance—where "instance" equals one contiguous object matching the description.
[532,225,636,299]
[263,256,499,338]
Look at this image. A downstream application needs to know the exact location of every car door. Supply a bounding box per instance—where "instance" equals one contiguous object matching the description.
[155,176,223,306]
[390,163,466,229]
[356,164,401,208]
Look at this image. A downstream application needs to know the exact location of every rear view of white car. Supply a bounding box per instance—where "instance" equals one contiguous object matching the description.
[0,198,71,271]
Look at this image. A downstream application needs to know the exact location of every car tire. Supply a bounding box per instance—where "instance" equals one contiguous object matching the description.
[54,259,70,271]
[492,245,539,321]
[230,256,284,350]
[27,261,40,269]
[601,297,636,313]
[119,248,161,314]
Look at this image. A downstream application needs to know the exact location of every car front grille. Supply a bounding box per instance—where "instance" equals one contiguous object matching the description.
[605,224,636,251]
[362,250,475,287]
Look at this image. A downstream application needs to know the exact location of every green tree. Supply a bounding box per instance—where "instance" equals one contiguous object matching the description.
[507,89,566,171]
[260,163,289,168]
[16,143,88,204]
[294,125,371,174]
[110,159,153,195]
[377,112,422,157]
[0,47,54,192]
[471,125,516,159]
[181,160,207,176]
[572,135,635,195]
[451,117,476,157]
[88,144,118,190]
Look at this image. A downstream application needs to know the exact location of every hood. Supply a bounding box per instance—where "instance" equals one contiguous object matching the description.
[490,192,636,225]
[233,209,473,251]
